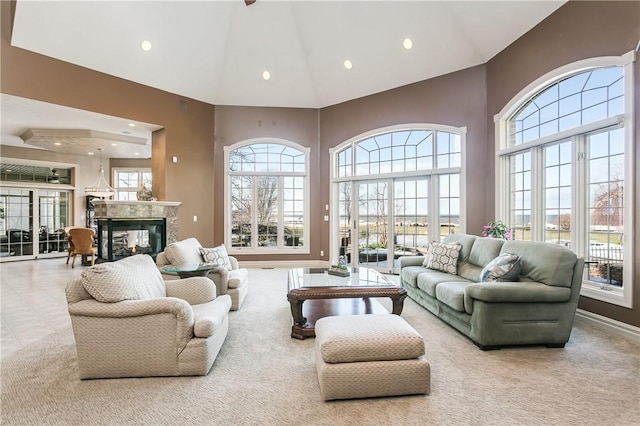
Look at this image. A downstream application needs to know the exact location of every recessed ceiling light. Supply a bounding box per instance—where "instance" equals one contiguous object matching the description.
[129,123,136,127]
[134,152,140,156]
[6,169,12,172]
[88,152,94,156]
[111,143,117,146]
[140,40,152,51]
[344,59,353,70]
[262,70,271,81]
[403,38,413,50]
[54,142,61,146]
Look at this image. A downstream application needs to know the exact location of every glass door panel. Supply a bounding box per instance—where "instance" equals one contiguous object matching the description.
[0,189,34,259]
[393,178,430,273]
[356,181,390,272]
[38,190,70,256]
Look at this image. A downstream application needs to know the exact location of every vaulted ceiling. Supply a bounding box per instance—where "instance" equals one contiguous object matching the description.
[2,0,567,157]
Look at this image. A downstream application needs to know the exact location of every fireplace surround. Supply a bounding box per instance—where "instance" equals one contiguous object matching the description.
[91,200,181,262]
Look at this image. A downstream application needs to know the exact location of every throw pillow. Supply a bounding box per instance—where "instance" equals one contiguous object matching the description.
[164,237,203,265]
[200,245,232,270]
[425,242,461,274]
[417,244,432,267]
[81,254,166,303]
[480,253,522,282]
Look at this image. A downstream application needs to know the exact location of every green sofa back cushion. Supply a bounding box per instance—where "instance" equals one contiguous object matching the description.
[500,240,577,287]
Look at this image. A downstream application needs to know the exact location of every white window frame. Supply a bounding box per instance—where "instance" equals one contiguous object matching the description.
[329,123,467,264]
[224,138,310,255]
[112,168,152,201]
[494,52,635,308]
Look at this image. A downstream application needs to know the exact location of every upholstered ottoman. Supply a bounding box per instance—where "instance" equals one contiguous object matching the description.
[315,314,430,401]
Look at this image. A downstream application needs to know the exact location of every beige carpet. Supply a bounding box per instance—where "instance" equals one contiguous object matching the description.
[1,268,639,426]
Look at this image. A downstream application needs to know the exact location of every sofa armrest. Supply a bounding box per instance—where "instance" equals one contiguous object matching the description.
[398,255,425,269]
[464,282,572,314]
[165,277,217,304]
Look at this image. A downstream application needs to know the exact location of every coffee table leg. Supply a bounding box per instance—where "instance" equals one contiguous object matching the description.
[289,299,307,326]
[391,293,407,315]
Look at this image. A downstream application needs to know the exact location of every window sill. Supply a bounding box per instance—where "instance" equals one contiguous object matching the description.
[581,282,632,309]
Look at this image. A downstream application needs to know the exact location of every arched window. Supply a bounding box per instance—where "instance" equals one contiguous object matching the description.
[331,125,465,274]
[224,140,309,253]
[494,52,635,308]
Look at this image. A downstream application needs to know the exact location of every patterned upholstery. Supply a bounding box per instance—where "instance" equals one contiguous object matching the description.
[316,314,425,363]
[65,254,232,379]
[164,238,203,265]
[199,245,232,270]
[157,239,249,310]
[425,242,462,274]
[81,255,165,302]
[315,315,430,401]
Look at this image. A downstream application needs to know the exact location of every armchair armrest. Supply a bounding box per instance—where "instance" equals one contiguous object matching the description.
[67,298,195,353]
[68,298,193,322]
[165,276,217,305]
[464,282,572,314]
[207,267,230,295]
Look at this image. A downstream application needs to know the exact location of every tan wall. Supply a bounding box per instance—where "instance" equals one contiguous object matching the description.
[486,0,640,326]
[1,1,216,246]
[320,64,490,252]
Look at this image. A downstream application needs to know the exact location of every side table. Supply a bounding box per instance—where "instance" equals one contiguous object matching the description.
[160,262,219,278]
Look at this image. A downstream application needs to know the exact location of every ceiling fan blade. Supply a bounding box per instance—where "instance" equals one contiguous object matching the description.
[244,0,256,6]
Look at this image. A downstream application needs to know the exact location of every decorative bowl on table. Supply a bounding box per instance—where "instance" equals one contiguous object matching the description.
[328,265,350,277]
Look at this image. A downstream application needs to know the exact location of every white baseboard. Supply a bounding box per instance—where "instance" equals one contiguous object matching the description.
[575,309,640,343]
[238,260,330,269]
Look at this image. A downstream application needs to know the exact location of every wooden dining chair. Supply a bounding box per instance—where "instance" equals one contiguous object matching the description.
[68,228,97,268]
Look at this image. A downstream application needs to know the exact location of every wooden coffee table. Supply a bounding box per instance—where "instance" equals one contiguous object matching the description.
[287,267,407,339]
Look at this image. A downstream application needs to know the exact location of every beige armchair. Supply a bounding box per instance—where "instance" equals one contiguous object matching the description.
[156,238,249,310]
[65,254,232,379]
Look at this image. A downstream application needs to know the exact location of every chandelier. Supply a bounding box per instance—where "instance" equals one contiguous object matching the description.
[84,148,116,198]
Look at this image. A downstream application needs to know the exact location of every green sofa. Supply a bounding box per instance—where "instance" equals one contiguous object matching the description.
[399,234,584,350]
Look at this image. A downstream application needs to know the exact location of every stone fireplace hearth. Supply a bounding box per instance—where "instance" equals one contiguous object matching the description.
[91,200,181,262]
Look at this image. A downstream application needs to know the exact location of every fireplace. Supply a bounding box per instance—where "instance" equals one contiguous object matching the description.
[97,218,166,261]
[91,200,181,262]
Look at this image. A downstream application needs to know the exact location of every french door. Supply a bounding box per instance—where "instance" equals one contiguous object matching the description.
[0,188,71,261]
[337,177,431,274]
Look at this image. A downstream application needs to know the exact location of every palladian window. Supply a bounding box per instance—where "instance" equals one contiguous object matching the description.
[225,141,309,253]
[495,53,634,308]
[332,125,465,275]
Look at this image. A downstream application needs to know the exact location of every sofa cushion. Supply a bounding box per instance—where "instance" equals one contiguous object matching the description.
[468,237,505,267]
[425,242,461,274]
[480,253,522,282]
[442,234,478,262]
[501,240,577,287]
[401,265,427,288]
[417,270,471,297]
[199,245,232,270]
[435,281,469,312]
[81,254,166,303]
[164,237,203,265]
[456,262,484,282]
